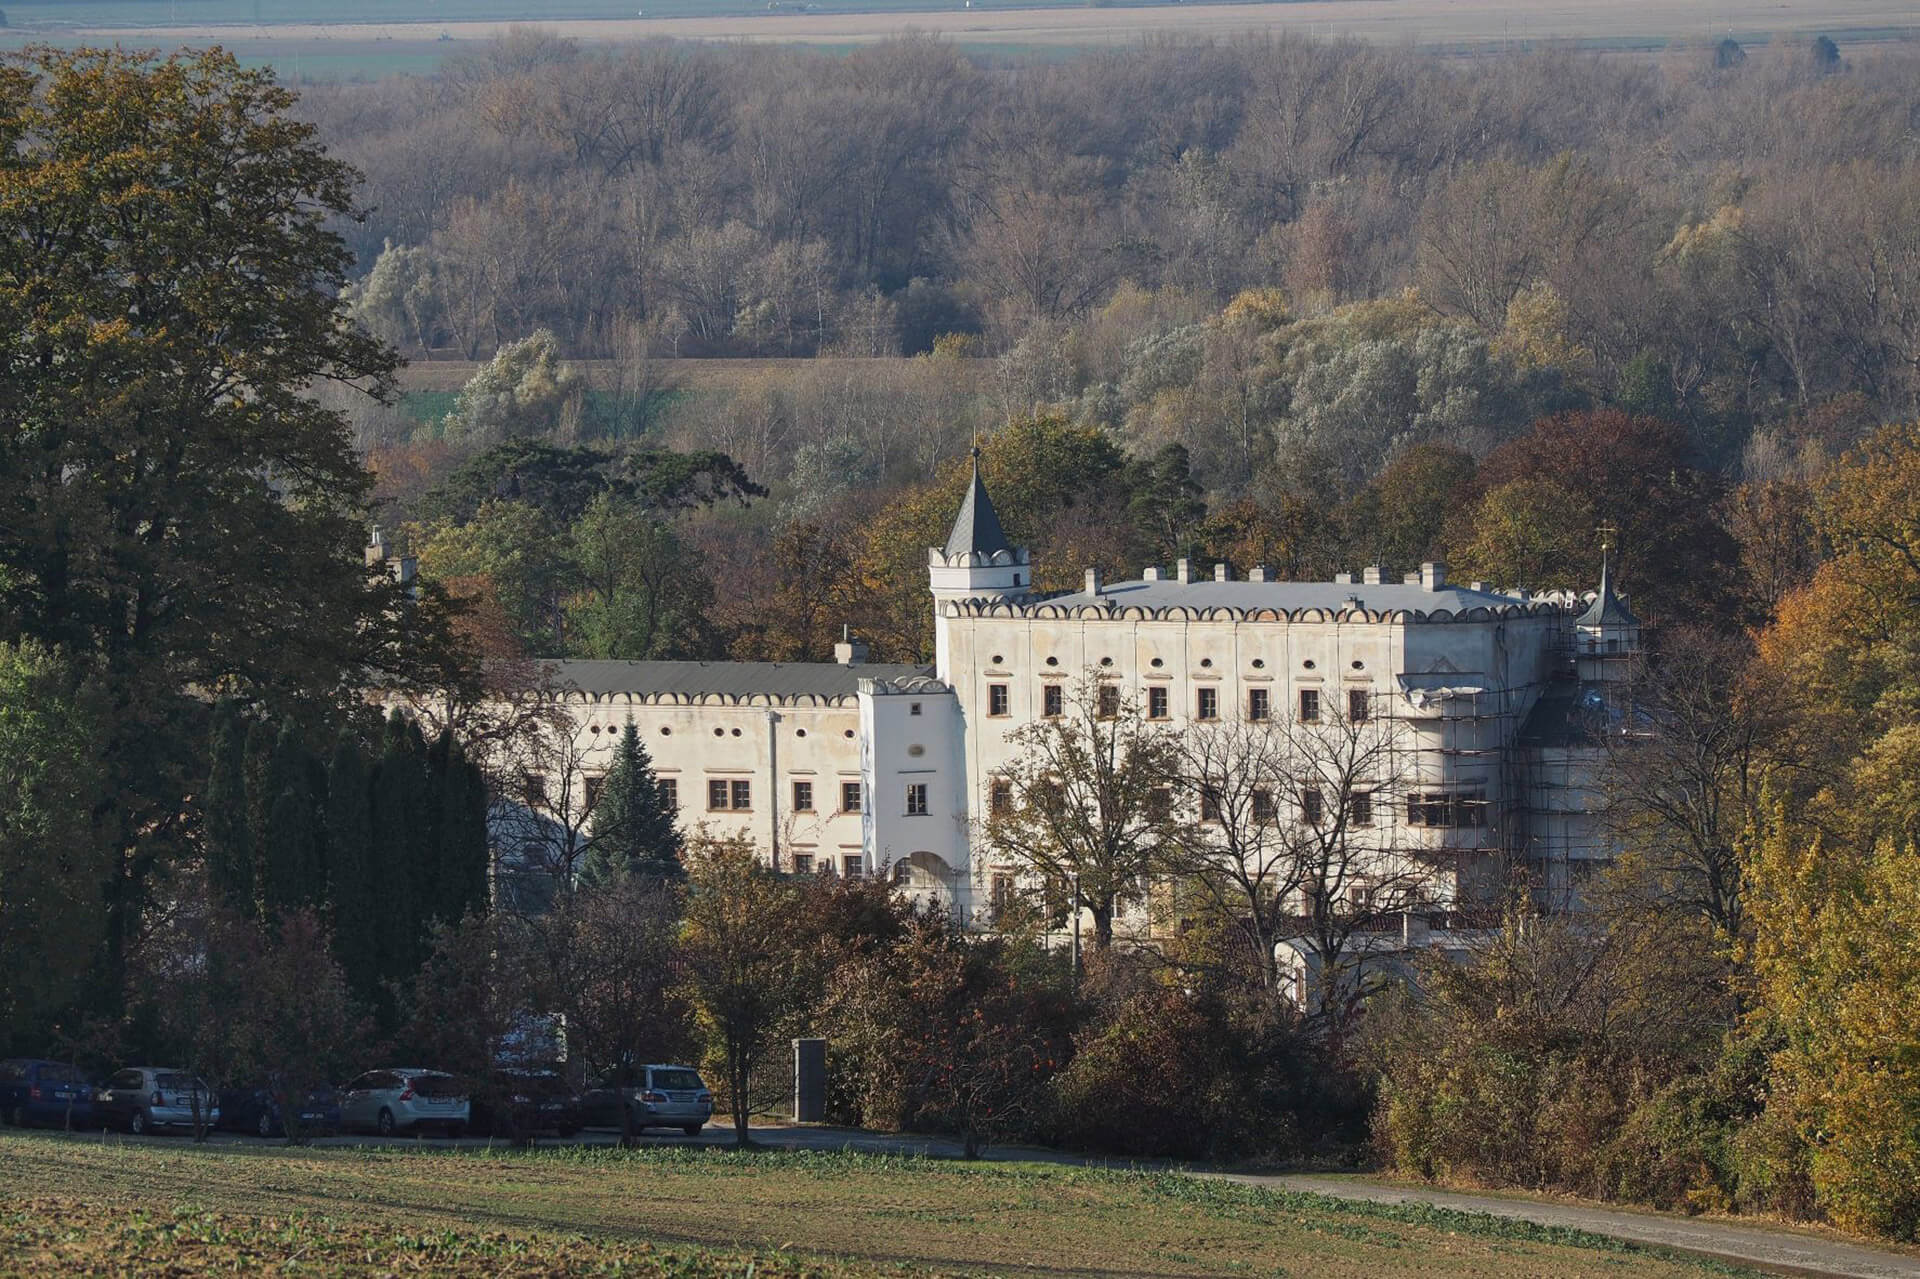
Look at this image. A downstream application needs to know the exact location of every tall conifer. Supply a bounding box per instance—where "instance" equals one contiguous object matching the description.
[579,721,683,887]
[203,699,255,915]
[325,731,379,1003]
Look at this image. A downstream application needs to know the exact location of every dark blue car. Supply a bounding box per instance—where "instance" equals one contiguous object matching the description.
[216,1084,342,1138]
[0,1059,96,1129]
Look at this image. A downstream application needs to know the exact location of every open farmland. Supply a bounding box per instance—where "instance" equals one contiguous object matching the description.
[0,1131,1757,1277]
[0,0,1914,77]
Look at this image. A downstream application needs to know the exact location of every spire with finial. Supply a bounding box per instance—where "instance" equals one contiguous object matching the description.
[944,446,1012,559]
[1576,521,1638,627]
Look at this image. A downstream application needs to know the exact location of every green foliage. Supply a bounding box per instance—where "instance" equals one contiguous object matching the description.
[579,721,683,887]
[324,731,379,1004]
[261,722,325,919]
[565,494,717,660]
[0,641,110,1052]
[203,701,255,918]
[420,438,766,528]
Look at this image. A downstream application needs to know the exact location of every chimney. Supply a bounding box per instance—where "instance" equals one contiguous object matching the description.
[833,624,869,666]
[1333,571,1354,585]
[395,555,417,586]
[1420,561,1447,591]
[365,526,388,568]
[1085,567,1103,596]
[1143,566,1162,582]
[1213,562,1231,582]
[1362,565,1385,586]
[1469,580,1486,593]
[1177,558,1192,584]
[1248,565,1270,583]
[1345,594,1365,612]
[1402,911,1431,947]
[1403,571,1420,585]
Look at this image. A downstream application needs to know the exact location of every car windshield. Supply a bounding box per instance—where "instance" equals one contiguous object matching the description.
[409,1074,462,1097]
[652,1069,704,1091]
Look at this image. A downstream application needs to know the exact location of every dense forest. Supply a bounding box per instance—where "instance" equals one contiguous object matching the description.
[317,31,1919,664]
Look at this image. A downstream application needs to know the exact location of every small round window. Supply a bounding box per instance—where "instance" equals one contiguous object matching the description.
[1303,660,1317,671]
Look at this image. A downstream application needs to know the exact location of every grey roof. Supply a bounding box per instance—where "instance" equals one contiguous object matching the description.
[1045,578,1529,614]
[552,660,931,699]
[944,454,1013,558]
[1574,557,1640,628]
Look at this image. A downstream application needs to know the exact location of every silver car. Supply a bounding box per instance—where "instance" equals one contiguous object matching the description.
[338,1068,470,1137]
[96,1067,219,1135]
[632,1064,713,1135]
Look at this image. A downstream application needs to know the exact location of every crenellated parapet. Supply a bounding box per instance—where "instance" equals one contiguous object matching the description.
[935,596,1568,625]
[860,674,953,697]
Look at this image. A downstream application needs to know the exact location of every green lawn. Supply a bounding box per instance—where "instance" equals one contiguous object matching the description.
[0,1130,1752,1277]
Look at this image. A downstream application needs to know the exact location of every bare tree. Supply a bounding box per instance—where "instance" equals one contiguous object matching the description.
[1166,706,1421,1025]
[985,675,1181,951]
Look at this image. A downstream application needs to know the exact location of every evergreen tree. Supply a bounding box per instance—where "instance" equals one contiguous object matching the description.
[325,731,379,1004]
[579,722,683,887]
[203,699,255,916]
[369,711,424,993]
[435,739,491,922]
[261,722,323,916]
[240,717,277,913]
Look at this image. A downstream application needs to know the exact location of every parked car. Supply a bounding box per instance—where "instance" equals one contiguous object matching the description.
[581,1064,712,1136]
[0,1059,95,1129]
[217,1084,342,1139]
[94,1067,218,1136]
[467,1068,581,1139]
[338,1068,469,1137]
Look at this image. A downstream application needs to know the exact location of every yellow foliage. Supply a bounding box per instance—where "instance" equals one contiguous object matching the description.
[1495,280,1589,372]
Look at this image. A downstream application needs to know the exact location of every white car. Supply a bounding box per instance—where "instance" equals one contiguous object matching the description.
[339,1068,469,1137]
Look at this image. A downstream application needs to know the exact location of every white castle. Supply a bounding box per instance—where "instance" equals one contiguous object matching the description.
[469,455,1640,937]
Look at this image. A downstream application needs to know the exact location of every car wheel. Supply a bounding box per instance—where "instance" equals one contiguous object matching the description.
[683,1124,703,1137]
[376,1108,395,1137]
[256,1112,274,1139]
[7,1105,24,1128]
[129,1109,148,1136]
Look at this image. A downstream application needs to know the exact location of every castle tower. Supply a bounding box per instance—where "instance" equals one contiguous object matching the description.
[1573,547,1642,684]
[929,449,1029,680]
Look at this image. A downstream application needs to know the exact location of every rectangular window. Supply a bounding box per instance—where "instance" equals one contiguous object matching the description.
[1148,786,1173,821]
[1348,688,1370,722]
[731,779,752,811]
[707,779,730,810]
[1301,788,1324,826]
[522,773,549,810]
[988,683,1010,717]
[1405,790,1487,828]
[1348,790,1373,826]
[990,778,1014,815]
[1147,685,1169,719]
[1251,789,1276,822]
[842,855,864,877]
[991,872,1016,923]
[906,783,929,816]
[1199,789,1221,822]
[584,774,605,813]
[1299,689,1320,723]
[1042,683,1063,718]
[1196,687,1219,721]
[792,780,814,812]
[658,778,677,810]
[841,781,863,813]
[1248,688,1270,721]
[793,853,814,874]
[1097,684,1120,719]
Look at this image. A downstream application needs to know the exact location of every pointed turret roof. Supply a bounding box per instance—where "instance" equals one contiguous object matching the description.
[1575,551,1639,627]
[944,449,1013,558]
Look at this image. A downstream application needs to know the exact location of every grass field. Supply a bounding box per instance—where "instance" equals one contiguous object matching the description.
[0,1129,1753,1276]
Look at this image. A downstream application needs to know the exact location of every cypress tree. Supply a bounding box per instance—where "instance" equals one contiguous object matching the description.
[579,721,683,887]
[435,739,491,922]
[325,731,379,1004]
[261,722,322,916]
[240,717,277,912]
[203,699,255,916]
[369,712,422,989]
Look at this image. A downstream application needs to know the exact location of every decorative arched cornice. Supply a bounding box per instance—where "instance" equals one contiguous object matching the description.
[554,688,858,709]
